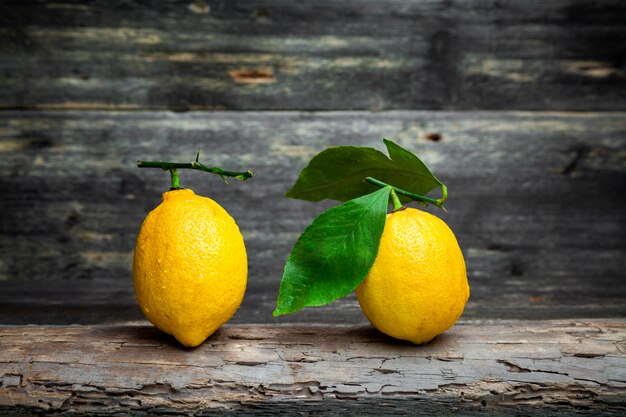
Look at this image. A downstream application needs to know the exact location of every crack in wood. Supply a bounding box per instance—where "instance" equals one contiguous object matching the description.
[498,360,532,373]
[558,145,590,176]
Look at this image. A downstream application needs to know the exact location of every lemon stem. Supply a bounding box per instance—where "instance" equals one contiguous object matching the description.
[169,169,181,190]
[365,177,447,211]
[389,188,403,211]
[137,158,255,186]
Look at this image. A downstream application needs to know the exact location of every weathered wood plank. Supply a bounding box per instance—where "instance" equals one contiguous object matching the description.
[0,110,624,324]
[0,0,625,110]
[0,320,624,415]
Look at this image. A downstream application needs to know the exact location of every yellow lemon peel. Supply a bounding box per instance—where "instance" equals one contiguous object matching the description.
[133,189,247,347]
[356,208,469,344]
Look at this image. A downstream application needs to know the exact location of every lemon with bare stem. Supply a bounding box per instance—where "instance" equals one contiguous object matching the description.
[133,155,253,347]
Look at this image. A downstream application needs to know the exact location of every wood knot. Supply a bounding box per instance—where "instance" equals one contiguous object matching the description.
[567,61,622,79]
[229,69,276,84]
[426,133,442,142]
[188,1,210,14]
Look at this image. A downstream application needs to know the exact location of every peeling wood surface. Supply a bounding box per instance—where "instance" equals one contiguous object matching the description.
[0,110,625,325]
[1,0,625,110]
[0,320,625,415]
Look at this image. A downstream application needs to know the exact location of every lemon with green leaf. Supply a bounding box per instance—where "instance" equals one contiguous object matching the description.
[275,139,469,344]
[356,208,469,344]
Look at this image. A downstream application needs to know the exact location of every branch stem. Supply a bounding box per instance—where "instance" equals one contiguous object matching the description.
[137,160,255,188]
[389,189,403,211]
[169,169,181,189]
[365,177,447,211]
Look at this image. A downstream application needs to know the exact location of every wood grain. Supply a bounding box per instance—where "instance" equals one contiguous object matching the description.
[0,0,625,110]
[0,320,624,415]
[0,110,624,324]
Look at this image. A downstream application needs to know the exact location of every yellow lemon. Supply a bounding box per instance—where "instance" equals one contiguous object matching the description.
[356,208,469,344]
[133,189,247,347]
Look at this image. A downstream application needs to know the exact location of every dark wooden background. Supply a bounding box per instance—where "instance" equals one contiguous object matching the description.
[0,0,625,326]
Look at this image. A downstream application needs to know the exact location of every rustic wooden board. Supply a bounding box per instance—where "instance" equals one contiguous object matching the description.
[0,320,624,416]
[1,0,625,110]
[0,110,624,324]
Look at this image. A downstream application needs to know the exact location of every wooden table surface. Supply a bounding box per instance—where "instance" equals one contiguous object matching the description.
[1,1,625,415]
[2,321,625,416]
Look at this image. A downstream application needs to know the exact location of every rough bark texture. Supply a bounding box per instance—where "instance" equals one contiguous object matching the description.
[0,320,624,416]
[0,0,625,110]
[1,111,625,325]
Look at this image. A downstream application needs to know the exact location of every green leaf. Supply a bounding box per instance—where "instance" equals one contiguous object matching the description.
[286,139,443,203]
[383,138,443,195]
[273,187,391,316]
